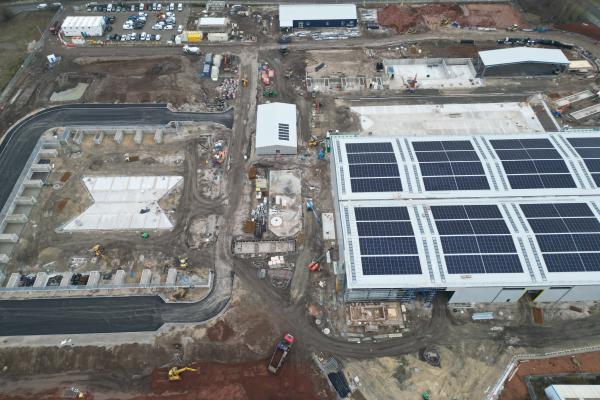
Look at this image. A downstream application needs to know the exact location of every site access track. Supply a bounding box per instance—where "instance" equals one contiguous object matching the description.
[0,103,234,209]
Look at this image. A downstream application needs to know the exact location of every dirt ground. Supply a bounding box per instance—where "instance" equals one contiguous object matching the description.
[378,3,524,33]
[343,345,511,400]
[500,351,600,400]
[557,22,600,40]
[6,123,229,290]
[0,10,54,90]
[0,280,334,400]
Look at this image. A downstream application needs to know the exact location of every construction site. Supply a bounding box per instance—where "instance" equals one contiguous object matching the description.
[3,0,600,399]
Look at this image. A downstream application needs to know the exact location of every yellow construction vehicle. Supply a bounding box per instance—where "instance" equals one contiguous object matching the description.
[90,244,105,258]
[168,366,197,381]
[177,257,189,269]
[241,76,249,87]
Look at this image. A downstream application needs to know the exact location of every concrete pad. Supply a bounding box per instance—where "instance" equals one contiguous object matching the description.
[87,271,100,287]
[60,272,73,286]
[6,273,20,288]
[166,268,177,285]
[140,269,152,285]
[62,176,182,231]
[268,170,303,237]
[50,83,89,102]
[322,213,336,240]
[351,102,545,136]
[112,270,125,285]
[387,63,482,90]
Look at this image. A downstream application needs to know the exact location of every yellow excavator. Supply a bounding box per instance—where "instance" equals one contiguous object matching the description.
[241,76,249,87]
[90,244,105,258]
[168,366,197,381]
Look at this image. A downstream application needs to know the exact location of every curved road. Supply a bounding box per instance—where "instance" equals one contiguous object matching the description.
[0,104,233,208]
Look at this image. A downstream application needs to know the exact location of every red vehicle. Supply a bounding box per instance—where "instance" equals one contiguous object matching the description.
[267,333,295,374]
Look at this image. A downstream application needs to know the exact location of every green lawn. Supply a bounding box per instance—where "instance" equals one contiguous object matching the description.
[0,10,55,91]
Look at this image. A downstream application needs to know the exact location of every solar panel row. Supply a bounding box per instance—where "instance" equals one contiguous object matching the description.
[354,207,422,276]
[431,205,523,274]
[413,141,490,191]
[345,143,404,193]
[567,137,600,186]
[520,203,600,273]
[491,139,576,189]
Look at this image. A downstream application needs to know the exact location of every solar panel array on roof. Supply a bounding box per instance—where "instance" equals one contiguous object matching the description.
[567,137,600,186]
[412,140,490,191]
[431,205,523,274]
[521,203,600,272]
[490,138,576,189]
[345,143,403,193]
[354,207,421,275]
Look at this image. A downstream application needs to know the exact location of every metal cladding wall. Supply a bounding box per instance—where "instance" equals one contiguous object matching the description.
[61,16,105,37]
[560,285,600,301]
[255,145,296,155]
[449,287,501,303]
[293,19,357,28]
[534,287,571,302]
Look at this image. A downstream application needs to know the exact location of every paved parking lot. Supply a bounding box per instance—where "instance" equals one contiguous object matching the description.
[76,2,192,44]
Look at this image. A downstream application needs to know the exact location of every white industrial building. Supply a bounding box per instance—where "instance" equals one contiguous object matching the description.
[279,4,357,29]
[545,385,600,400]
[477,47,570,76]
[255,103,297,156]
[61,16,105,37]
[331,133,600,303]
[198,17,228,32]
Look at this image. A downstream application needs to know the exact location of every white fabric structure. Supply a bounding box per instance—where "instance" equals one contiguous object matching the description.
[478,47,570,67]
[62,176,182,231]
[255,103,297,155]
[61,16,105,37]
[279,4,357,28]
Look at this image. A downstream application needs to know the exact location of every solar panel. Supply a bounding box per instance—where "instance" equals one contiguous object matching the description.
[567,137,600,186]
[520,202,600,272]
[361,256,421,275]
[346,142,394,153]
[412,140,490,191]
[491,139,576,189]
[345,142,403,193]
[431,205,523,274]
[354,206,422,276]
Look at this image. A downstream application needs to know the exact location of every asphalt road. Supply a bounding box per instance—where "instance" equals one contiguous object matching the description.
[0,104,233,211]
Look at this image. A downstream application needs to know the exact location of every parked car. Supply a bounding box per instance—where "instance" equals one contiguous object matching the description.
[155,34,161,40]
[130,4,135,11]
[121,35,127,41]
[156,3,161,11]
[146,33,151,40]
[177,25,183,33]
[107,3,113,12]
[115,34,121,40]
[164,24,173,30]
[123,23,133,29]
[116,6,122,12]
[152,24,162,30]
[37,3,48,9]
[177,3,182,11]
[107,16,116,23]
[139,2,144,10]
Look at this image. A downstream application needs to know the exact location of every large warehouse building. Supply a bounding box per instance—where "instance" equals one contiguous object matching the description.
[61,16,105,37]
[477,47,570,76]
[331,133,600,304]
[279,4,357,29]
[255,103,297,156]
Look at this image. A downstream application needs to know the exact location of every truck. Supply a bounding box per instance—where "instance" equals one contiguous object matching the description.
[183,45,200,55]
[267,333,295,374]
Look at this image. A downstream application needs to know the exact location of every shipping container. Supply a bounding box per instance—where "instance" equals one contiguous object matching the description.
[61,16,105,37]
[202,63,211,78]
[213,54,223,68]
[211,65,219,81]
[187,31,202,42]
[207,32,228,42]
[204,53,213,65]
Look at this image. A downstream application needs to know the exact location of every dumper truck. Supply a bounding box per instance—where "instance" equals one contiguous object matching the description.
[267,333,295,374]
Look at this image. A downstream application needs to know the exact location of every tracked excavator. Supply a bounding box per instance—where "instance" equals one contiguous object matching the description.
[168,366,197,381]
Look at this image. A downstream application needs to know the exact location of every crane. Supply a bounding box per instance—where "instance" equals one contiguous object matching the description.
[168,366,197,381]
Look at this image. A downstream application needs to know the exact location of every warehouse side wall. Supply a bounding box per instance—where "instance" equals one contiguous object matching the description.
[292,19,357,28]
[560,285,600,301]
[255,145,296,155]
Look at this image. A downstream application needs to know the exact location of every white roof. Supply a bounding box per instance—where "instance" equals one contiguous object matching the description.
[331,132,600,290]
[198,17,227,26]
[279,4,357,28]
[479,47,570,67]
[62,16,104,28]
[256,103,297,150]
[545,385,600,400]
